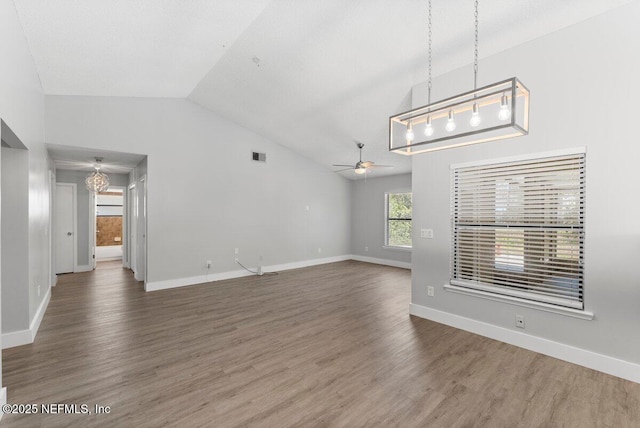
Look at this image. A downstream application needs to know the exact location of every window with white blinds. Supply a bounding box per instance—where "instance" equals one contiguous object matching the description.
[451,150,585,309]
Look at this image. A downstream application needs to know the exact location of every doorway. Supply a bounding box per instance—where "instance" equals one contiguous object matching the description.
[46,144,147,286]
[94,187,125,264]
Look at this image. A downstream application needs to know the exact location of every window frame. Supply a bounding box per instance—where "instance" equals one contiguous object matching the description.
[385,192,412,249]
[446,147,592,319]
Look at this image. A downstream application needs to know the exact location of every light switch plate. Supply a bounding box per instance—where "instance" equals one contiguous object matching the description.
[421,229,434,239]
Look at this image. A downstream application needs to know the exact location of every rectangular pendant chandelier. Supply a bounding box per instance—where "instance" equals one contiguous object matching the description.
[389,77,529,155]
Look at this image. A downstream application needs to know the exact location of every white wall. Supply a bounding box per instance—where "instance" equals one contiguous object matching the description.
[45,97,352,286]
[0,0,50,390]
[1,147,30,335]
[351,173,411,267]
[410,1,640,372]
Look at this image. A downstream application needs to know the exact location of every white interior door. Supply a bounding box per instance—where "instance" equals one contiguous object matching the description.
[136,176,146,283]
[129,184,137,276]
[55,183,76,274]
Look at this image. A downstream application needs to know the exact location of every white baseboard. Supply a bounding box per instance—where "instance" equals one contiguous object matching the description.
[146,269,254,292]
[30,287,51,341]
[0,387,6,421]
[267,255,352,272]
[96,257,122,262]
[145,255,353,292]
[351,255,411,270]
[74,264,92,273]
[2,287,51,349]
[134,270,144,282]
[409,303,640,384]
[1,329,31,349]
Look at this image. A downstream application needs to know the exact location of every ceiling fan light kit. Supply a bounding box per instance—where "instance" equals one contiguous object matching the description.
[333,142,393,175]
[390,0,529,156]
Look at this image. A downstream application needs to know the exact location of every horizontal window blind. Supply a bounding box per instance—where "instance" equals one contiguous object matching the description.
[451,152,585,309]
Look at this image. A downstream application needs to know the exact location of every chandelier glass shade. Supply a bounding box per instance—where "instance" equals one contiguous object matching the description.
[85,168,110,193]
[389,77,529,155]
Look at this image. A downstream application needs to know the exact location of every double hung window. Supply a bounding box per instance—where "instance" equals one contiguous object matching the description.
[451,150,585,309]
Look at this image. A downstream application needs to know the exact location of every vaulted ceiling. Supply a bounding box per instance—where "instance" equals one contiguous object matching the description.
[14,0,631,178]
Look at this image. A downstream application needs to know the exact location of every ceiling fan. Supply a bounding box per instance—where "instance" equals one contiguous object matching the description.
[333,142,393,175]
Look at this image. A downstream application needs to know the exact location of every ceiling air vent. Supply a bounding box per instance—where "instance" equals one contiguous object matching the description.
[252,151,266,162]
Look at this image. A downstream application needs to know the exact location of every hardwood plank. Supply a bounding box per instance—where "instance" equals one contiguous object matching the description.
[2,260,639,427]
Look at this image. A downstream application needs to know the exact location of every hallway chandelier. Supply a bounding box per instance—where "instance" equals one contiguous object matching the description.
[389,0,529,155]
[85,157,110,193]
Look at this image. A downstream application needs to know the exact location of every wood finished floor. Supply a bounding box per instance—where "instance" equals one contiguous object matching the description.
[3,260,640,427]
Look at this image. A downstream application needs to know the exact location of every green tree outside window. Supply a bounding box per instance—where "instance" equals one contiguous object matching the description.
[387,193,412,247]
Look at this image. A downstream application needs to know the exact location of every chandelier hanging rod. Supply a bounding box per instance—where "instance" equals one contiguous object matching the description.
[388,0,530,156]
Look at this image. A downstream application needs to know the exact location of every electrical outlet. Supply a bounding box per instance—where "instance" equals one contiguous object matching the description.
[515,314,525,329]
[364,246,369,252]
[427,286,434,297]
[318,247,322,254]
[37,285,41,297]
[234,248,239,255]
[206,260,212,269]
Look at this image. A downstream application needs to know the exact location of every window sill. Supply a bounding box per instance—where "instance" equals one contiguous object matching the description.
[443,283,594,320]
[382,245,412,252]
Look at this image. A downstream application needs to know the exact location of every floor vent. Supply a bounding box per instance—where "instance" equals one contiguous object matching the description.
[252,152,266,162]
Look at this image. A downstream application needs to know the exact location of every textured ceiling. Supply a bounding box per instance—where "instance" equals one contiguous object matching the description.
[15,0,632,178]
[14,0,271,97]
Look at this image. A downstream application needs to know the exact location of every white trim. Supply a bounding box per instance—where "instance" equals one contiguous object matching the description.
[444,283,594,320]
[450,146,587,170]
[409,303,640,384]
[0,387,6,421]
[30,286,51,341]
[146,269,254,291]
[128,185,137,278]
[48,170,55,288]
[74,264,93,273]
[88,191,96,270]
[2,287,51,349]
[145,255,353,292]
[351,255,411,270]
[267,255,352,272]
[382,245,412,252]
[384,191,413,249]
[139,175,147,288]
[1,329,31,349]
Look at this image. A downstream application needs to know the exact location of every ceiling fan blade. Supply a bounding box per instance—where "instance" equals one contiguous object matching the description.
[332,164,354,167]
[333,168,354,173]
[361,161,374,167]
[368,164,394,168]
